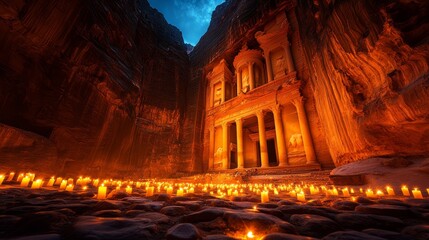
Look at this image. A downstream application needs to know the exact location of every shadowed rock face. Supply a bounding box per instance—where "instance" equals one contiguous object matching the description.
[0,0,189,177]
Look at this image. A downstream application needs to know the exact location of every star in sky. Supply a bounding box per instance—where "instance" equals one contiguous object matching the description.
[147,0,225,46]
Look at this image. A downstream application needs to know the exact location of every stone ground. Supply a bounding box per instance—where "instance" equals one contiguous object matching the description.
[0,174,428,240]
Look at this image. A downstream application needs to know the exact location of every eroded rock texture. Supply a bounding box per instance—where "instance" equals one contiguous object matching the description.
[296,0,429,165]
[0,0,189,177]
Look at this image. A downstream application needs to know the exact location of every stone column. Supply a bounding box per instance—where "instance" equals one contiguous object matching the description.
[284,41,295,73]
[236,69,242,96]
[210,84,214,107]
[292,97,317,164]
[208,126,215,170]
[256,110,269,168]
[221,80,225,103]
[264,51,273,82]
[222,122,230,169]
[272,104,288,166]
[235,118,244,169]
[248,62,255,90]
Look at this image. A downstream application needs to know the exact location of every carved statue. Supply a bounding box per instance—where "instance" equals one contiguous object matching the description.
[288,134,303,152]
[214,87,222,105]
[214,147,223,166]
[274,54,286,78]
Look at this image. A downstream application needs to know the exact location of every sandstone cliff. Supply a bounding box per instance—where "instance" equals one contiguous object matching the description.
[0,0,189,177]
[296,0,429,165]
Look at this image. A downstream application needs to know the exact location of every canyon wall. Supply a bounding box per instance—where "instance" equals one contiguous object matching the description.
[0,0,190,177]
[296,0,429,166]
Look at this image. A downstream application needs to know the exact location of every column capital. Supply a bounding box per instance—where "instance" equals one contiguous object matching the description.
[270,104,282,114]
[291,96,305,107]
[256,110,265,119]
[222,122,231,127]
[235,118,243,125]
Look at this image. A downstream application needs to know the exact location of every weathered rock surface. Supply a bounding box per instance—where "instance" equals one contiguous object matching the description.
[0,0,189,177]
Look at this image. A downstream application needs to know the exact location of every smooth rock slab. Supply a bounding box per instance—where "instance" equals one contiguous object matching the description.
[322,231,386,240]
[331,200,359,211]
[355,204,415,217]
[290,214,341,238]
[0,215,21,231]
[204,234,238,240]
[10,233,61,240]
[73,216,156,240]
[161,206,187,216]
[401,225,429,240]
[183,208,225,223]
[136,212,170,224]
[261,233,318,240]
[335,213,404,230]
[363,228,415,240]
[92,209,122,217]
[166,223,201,240]
[12,211,70,235]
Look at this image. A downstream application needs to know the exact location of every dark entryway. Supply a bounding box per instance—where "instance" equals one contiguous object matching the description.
[230,151,237,169]
[267,139,278,166]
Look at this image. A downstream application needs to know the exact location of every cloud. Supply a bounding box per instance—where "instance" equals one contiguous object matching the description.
[148,0,225,45]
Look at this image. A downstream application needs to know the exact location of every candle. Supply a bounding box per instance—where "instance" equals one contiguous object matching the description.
[65,184,74,192]
[310,185,318,195]
[176,188,184,196]
[247,231,255,239]
[126,186,133,195]
[233,190,239,196]
[427,188,429,195]
[20,176,30,187]
[401,186,410,196]
[0,175,4,185]
[46,177,55,187]
[146,186,154,197]
[342,188,350,197]
[376,190,384,197]
[98,184,107,199]
[59,180,67,190]
[76,178,83,186]
[386,186,395,196]
[274,188,279,195]
[17,174,24,182]
[412,188,423,199]
[31,179,42,189]
[54,177,63,185]
[167,186,173,195]
[351,197,356,202]
[297,191,306,202]
[332,188,339,196]
[67,178,74,185]
[227,188,232,196]
[261,190,269,203]
[28,173,35,182]
[189,187,194,194]
[365,189,375,198]
[93,179,99,187]
[7,172,15,181]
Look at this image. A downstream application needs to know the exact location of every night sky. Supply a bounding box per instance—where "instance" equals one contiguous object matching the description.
[147,0,225,46]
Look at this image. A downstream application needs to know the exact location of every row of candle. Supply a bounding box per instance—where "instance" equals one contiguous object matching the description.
[1,171,428,202]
